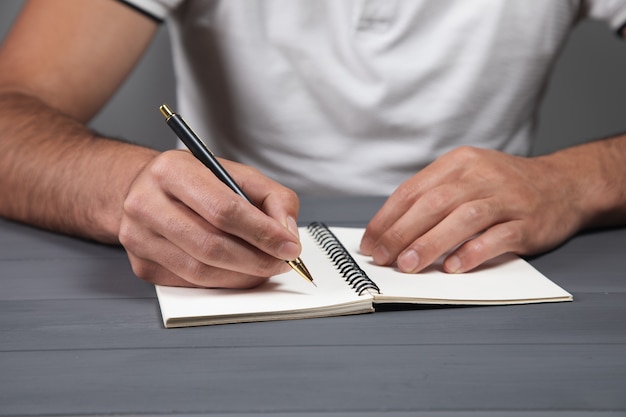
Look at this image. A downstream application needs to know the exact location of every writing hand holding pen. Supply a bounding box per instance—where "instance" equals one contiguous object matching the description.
[159,104,314,285]
[117,115,308,289]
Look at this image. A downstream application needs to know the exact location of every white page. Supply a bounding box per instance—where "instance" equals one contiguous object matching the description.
[156,228,372,326]
[156,225,571,327]
[328,227,572,304]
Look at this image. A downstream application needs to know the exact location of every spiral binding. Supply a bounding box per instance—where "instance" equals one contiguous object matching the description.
[307,222,380,295]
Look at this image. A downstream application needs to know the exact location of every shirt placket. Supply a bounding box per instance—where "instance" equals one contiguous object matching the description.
[355,0,398,32]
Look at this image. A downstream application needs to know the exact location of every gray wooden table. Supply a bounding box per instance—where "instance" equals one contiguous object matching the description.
[1,196,625,417]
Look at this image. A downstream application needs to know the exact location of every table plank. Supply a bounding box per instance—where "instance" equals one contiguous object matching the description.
[2,197,626,416]
[2,293,625,350]
[528,227,626,293]
[2,344,625,416]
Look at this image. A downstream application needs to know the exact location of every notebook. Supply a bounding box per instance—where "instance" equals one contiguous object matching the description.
[155,222,572,328]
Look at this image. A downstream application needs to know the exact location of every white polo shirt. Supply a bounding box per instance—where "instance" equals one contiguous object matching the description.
[124,0,626,195]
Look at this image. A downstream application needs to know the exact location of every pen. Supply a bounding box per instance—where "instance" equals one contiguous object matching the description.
[159,104,315,286]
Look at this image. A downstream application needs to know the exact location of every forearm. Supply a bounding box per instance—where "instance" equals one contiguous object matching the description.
[0,92,157,243]
[537,134,626,230]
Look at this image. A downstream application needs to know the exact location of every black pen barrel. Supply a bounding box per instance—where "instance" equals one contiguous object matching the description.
[165,114,253,204]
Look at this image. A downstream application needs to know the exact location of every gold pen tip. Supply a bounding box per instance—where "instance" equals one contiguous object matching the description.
[287,258,315,285]
[159,104,174,120]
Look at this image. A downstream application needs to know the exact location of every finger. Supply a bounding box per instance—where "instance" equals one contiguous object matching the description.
[180,189,302,262]
[225,159,301,238]
[361,154,466,255]
[125,253,201,288]
[368,182,469,266]
[149,151,302,261]
[125,230,281,289]
[442,220,524,273]
[395,198,501,273]
[122,191,291,279]
[361,187,420,255]
[128,252,271,289]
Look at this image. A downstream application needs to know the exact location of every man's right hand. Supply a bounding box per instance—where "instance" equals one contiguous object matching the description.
[0,0,302,288]
[119,150,302,288]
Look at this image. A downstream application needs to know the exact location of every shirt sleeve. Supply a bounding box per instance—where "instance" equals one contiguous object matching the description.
[583,0,626,33]
[118,0,184,22]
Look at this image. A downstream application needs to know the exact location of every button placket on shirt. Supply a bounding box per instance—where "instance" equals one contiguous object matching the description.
[355,0,398,32]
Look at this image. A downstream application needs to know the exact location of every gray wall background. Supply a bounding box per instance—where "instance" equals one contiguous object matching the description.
[1,0,626,156]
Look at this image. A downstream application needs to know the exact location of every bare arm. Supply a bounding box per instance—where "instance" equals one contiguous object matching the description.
[0,0,159,242]
[362,23,626,274]
[361,134,626,274]
[0,0,303,288]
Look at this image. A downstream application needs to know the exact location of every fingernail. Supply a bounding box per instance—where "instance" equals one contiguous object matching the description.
[360,236,375,255]
[285,216,300,238]
[372,245,391,265]
[278,241,300,261]
[445,254,462,273]
[398,249,420,272]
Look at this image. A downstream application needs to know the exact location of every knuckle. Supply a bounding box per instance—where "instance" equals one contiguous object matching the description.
[196,233,228,261]
[384,227,412,248]
[462,203,485,223]
[379,227,414,252]
[253,229,275,250]
[118,223,139,252]
[278,187,299,208]
[186,260,211,284]
[499,224,525,247]
[117,228,132,249]
[462,238,486,256]
[128,258,156,282]
[423,187,453,214]
[168,252,216,288]
[450,145,481,162]
[122,190,148,218]
[460,199,499,224]
[396,182,420,201]
[204,195,244,228]
[148,150,179,179]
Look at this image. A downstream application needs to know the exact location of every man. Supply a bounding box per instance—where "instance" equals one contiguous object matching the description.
[0,0,625,289]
